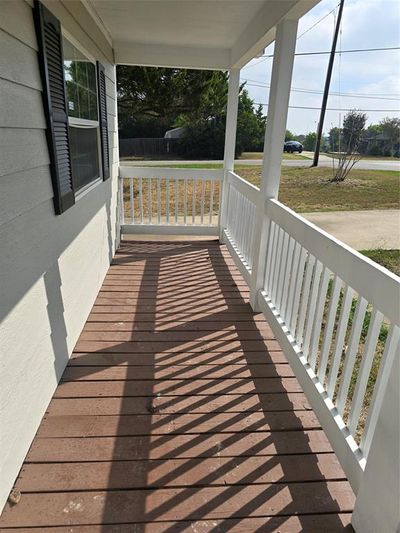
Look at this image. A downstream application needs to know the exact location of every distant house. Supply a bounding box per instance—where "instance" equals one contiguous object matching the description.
[360,132,400,157]
[164,126,186,139]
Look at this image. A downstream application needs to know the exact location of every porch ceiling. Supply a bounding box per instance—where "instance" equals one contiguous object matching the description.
[86,0,320,69]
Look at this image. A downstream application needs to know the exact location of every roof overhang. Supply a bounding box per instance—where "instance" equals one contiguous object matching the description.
[84,0,321,70]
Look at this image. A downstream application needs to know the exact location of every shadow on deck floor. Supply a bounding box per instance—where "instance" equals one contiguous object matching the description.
[0,239,355,532]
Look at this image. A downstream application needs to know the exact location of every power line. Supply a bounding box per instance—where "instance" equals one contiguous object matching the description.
[297,4,340,39]
[280,46,400,57]
[242,80,400,101]
[243,45,399,70]
[254,103,400,112]
[243,3,341,70]
[246,46,400,69]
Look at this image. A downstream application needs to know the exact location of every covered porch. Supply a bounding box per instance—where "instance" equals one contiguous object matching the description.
[0,0,399,531]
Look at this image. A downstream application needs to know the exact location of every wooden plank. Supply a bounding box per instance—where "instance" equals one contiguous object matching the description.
[109,260,240,266]
[80,326,271,340]
[61,364,294,381]
[46,392,310,415]
[37,411,321,438]
[89,303,254,315]
[1,514,353,532]
[17,454,344,492]
[98,285,250,294]
[54,377,303,398]
[77,330,274,342]
[73,339,283,353]
[94,295,249,305]
[113,247,233,255]
[0,482,355,527]
[101,276,248,285]
[69,351,287,366]
[26,430,333,463]
[87,312,267,323]
[97,288,249,297]
[82,321,270,333]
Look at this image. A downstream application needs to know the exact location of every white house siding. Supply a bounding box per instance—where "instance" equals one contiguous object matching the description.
[0,0,119,512]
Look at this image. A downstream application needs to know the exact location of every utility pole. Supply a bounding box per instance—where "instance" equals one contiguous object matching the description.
[312,0,345,167]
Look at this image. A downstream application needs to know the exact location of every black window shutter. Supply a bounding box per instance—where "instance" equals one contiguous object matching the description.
[33,0,74,214]
[97,62,110,180]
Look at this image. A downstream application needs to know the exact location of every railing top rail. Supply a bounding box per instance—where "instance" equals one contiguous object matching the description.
[266,198,400,325]
[119,165,224,180]
[228,170,260,204]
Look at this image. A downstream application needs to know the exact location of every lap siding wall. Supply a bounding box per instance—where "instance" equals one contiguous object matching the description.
[0,0,119,512]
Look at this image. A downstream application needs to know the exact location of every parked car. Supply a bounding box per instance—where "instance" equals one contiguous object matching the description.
[284,140,303,153]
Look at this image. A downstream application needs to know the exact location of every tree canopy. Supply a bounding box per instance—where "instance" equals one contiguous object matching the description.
[342,110,367,153]
[116,66,266,157]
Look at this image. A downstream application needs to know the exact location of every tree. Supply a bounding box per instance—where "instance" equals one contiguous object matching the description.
[285,130,295,141]
[303,132,317,151]
[117,67,266,159]
[116,66,228,138]
[359,123,383,155]
[342,110,367,154]
[236,90,266,153]
[176,88,266,159]
[328,126,342,152]
[380,117,400,156]
[330,110,368,182]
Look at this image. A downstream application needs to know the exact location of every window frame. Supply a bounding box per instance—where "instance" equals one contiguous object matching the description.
[61,29,103,196]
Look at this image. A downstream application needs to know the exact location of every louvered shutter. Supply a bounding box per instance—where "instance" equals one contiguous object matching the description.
[34,0,74,214]
[97,62,110,180]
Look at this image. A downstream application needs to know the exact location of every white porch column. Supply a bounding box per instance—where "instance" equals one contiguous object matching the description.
[219,68,240,241]
[249,18,298,309]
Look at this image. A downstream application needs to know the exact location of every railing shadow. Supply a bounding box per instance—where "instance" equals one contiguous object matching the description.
[3,238,354,530]
[90,239,353,530]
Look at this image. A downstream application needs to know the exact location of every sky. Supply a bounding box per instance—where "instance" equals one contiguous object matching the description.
[241,0,400,135]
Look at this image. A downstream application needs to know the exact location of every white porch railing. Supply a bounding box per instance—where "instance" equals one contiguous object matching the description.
[119,166,222,235]
[224,171,258,284]
[222,171,400,499]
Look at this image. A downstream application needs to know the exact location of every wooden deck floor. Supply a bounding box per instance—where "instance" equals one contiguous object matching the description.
[0,240,355,532]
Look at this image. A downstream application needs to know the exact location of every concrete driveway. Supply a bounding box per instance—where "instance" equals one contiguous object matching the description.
[303,209,400,251]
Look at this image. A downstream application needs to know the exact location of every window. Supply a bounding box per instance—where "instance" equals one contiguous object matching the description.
[34,1,109,214]
[63,37,101,192]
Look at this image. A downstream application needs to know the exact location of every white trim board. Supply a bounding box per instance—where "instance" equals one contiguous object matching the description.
[121,224,219,236]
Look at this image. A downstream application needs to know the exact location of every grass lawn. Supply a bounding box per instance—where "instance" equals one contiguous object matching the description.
[239,151,311,161]
[238,166,400,212]
[147,163,400,212]
[323,152,400,162]
[361,249,400,276]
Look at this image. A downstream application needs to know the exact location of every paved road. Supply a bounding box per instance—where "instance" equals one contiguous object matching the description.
[125,155,400,172]
[303,209,400,251]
